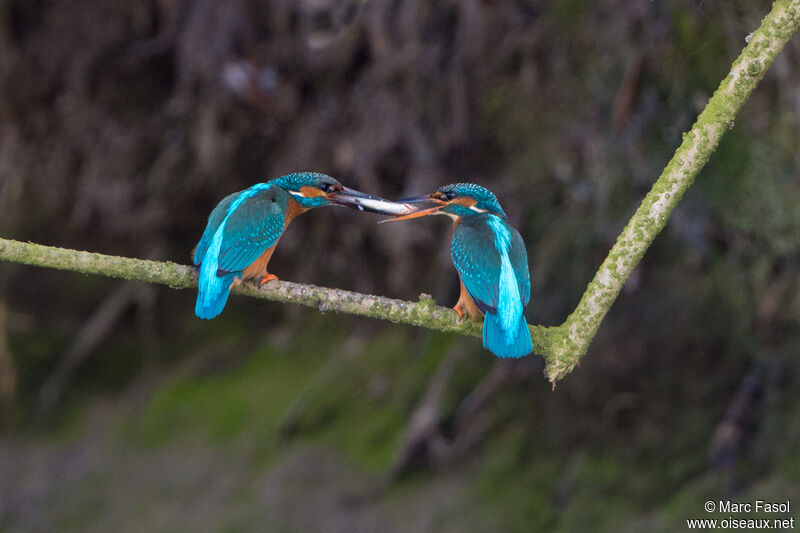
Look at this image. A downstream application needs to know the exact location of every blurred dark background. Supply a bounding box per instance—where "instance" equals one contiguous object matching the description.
[1,0,799,531]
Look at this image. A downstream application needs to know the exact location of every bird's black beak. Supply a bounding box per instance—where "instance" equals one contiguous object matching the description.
[397,194,436,204]
[328,187,416,216]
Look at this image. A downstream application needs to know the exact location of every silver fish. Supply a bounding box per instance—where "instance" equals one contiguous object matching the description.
[347,196,414,216]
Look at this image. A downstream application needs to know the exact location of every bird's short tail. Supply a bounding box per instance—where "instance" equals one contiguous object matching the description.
[482,311,533,358]
[195,266,236,320]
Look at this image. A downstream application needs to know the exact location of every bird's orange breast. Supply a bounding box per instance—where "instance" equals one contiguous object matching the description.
[284,197,308,226]
[241,245,278,280]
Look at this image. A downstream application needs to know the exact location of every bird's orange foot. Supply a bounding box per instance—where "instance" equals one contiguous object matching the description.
[453,303,464,319]
[259,273,279,286]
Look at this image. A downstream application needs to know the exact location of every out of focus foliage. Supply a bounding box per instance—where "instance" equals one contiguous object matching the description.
[1,1,799,531]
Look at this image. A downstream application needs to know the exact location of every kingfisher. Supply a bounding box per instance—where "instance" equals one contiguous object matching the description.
[382,183,533,358]
[193,172,381,319]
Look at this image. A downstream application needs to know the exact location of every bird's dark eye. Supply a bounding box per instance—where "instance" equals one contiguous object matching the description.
[319,183,331,192]
[446,191,456,200]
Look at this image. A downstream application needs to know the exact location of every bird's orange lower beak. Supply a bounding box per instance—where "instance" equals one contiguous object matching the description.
[378,196,446,223]
[379,205,445,223]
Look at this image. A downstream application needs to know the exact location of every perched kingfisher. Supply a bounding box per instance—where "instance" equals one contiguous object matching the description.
[383,183,533,358]
[193,172,381,319]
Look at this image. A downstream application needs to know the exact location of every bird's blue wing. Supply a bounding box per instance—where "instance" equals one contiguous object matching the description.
[508,226,531,307]
[194,184,288,320]
[194,192,238,265]
[453,214,532,358]
[451,215,531,312]
[215,186,288,275]
[451,216,501,314]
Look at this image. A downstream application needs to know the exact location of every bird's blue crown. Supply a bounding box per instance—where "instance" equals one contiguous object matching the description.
[269,172,341,208]
[436,183,507,217]
[269,172,339,191]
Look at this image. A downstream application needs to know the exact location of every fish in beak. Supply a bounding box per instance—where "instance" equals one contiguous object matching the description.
[328,187,416,216]
[377,195,447,223]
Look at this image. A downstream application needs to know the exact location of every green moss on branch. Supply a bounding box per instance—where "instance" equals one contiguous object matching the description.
[0,237,545,347]
[548,0,800,382]
[0,238,194,289]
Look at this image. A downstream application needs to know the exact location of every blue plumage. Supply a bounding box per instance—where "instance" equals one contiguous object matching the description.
[436,183,507,217]
[452,212,532,358]
[483,306,533,359]
[194,183,287,319]
[193,172,359,319]
[390,182,533,358]
[194,192,237,265]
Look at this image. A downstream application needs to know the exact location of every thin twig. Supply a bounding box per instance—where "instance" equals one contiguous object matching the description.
[36,282,139,417]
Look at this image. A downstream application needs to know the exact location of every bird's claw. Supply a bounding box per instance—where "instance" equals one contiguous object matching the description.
[259,273,279,286]
[453,303,464,319]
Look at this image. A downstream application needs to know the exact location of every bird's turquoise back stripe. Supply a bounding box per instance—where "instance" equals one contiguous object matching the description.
[486,214,522,340]
[197,183,273,308]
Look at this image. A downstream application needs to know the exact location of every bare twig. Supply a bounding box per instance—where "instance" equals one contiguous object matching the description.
[36,282,139,417]
[387,346,463,478]
[0,300,17,408]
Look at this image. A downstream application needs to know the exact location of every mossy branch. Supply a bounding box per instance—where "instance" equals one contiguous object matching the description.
[1,1,798,383]
[0,236,485,339]
[543,0,800,381]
